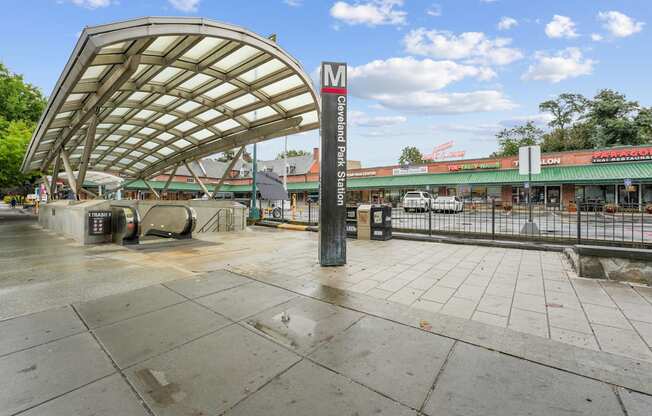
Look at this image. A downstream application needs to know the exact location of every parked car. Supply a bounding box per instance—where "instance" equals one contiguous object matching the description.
[432,196,464,213]
[402,191,435,212]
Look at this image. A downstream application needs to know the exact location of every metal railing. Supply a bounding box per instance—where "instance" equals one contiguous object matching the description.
[197,208,234,233]
[391,201,652,248]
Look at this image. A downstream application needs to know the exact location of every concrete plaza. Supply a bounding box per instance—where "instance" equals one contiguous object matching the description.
[1,210,652,415]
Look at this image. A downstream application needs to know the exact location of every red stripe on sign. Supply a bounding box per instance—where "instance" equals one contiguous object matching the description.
[321,87,347,94]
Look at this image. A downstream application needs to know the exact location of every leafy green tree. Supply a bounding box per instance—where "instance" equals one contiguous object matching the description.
[0,119,36,189]
[0,63,46,191]
[539,93,588,143]
[276,149,310,159]
[0,63,45,124]
[217,148,252,162]
[398,146,424,165]
[635,107,652,142]
[491,121,544,157]
[585,89,642,147]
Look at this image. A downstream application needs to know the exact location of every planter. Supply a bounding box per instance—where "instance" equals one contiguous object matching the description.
[604,204,618,214]
[646,204,652,214]
[568,202,577,213]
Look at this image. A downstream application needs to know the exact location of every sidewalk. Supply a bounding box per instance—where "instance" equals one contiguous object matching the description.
[2,269,651,416]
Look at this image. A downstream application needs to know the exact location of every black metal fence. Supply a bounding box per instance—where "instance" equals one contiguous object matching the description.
[260,200,652,248]
[392,201,652,248]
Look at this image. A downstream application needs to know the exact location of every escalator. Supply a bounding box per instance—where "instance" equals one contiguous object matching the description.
[111,204,197,245]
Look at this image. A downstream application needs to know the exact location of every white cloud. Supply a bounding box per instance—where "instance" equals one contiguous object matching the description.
[346,57,513,114]
[348,57,496,95]
[426,4,442,17]
[597,11,644,38]
[500,113,554,128]
[350,111,407,127]
[498,17,518,31]
[284,0,302,6]
[369,90,516,114]
[70,0,112,8]
[545,15,578,38]
[522,48,595,83]
[168,0,200,12]
[404,28,523,66]
[330,0,406,26]
[591,33,603,41]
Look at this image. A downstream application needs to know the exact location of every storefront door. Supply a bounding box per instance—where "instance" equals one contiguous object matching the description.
[618,185,639,208]
[546,186,560,208]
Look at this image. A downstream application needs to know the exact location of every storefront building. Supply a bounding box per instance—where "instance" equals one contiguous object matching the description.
[122,145,652,211]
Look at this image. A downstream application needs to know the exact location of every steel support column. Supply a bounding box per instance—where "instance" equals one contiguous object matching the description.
[213,146,245,195]
[50,151,61,200]
[76,112,98,194]
[163,163,180,193]
[60,150,78,198]
[184,161,211,197]
[143,179,160,199]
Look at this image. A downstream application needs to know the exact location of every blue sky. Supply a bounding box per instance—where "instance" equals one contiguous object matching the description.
[1,0,650,166]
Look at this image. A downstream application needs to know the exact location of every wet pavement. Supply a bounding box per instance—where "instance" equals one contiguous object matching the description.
[2,269,652,416]
[1,216,652,415]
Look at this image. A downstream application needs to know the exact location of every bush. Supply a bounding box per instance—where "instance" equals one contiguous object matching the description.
[604,203,618,214]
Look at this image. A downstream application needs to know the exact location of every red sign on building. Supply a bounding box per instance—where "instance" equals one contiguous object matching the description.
[592,148,652,163]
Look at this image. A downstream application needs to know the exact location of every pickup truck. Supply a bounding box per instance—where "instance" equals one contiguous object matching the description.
[402,191,435,212]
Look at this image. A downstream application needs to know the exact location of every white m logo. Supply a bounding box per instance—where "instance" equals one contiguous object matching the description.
[323,64,346,88]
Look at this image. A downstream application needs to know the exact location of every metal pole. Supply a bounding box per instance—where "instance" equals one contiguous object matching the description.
[250,144,258,219]
[528,147,533,223]
[492,200,496,240]
[577,205,581,244]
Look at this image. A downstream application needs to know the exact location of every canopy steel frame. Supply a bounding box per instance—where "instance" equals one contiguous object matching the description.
[22,17,320,189]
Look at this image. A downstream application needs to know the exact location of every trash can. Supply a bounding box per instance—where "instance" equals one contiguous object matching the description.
[370,204,392,241]
[357,204,371,240]
[346,205,358,238]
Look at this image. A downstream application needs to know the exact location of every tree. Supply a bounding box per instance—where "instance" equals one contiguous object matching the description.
[398,146,425,165]
[217,148,252,163]
[0,119,36,189]
[276,149,310,159]
[539,93,588,142]
[491,121,544,157]
[0,63,46,191]
[585,89,644,147]
[0,63,46,124]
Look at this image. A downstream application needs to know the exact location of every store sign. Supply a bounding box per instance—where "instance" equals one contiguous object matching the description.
[513,157,561,167]
[393,166,428,175]
[448,161,500,172]
[348,170,376,177]
[319,62,347,266]
[592,148,652,163]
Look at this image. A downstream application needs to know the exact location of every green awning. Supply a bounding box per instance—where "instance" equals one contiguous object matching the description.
[124,162,652,193]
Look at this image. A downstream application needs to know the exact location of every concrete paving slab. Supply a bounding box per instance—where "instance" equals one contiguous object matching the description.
[244,296,363,355]
[423,342,625,416]
[163,269,251,299]
[195,281,297,321]
[19,373,149,416]
[617,388,652,416]
[0,306,85,357]
[310,315,454,409]
[225,360,416,416]
[94,301,231,368]
[74,285,186,329]
[0,332,115,416]
[591,324,652,361]
[126,324,300,416]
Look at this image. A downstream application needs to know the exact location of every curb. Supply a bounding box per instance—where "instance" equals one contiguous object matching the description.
[256,220,318,232]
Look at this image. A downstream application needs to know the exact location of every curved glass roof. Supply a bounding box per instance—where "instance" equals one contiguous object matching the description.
[22,17,319,180]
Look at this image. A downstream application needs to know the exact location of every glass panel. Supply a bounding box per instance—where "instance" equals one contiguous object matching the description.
[146,36,179,54]
[212,45,258,71]
[260,75,303,96]
[183,37,225,61]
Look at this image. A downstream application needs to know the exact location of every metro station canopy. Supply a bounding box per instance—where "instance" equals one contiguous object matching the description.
[22,17,319,181]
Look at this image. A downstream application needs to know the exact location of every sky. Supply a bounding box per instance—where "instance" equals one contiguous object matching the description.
[1,0,650,166]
